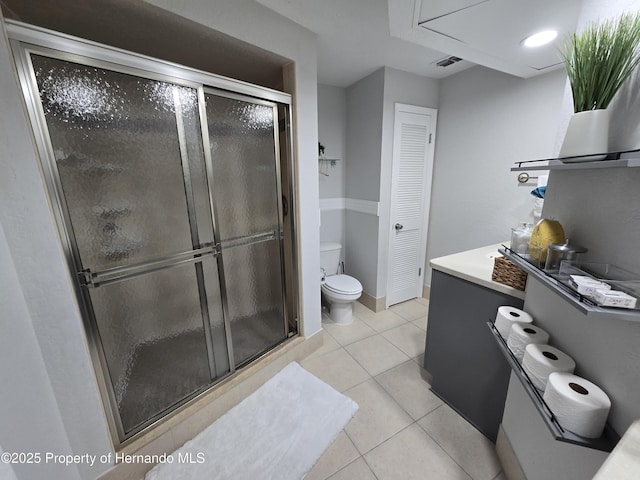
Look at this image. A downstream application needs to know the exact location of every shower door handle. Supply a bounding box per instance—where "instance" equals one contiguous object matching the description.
[79,245,217,288]
[395,223,404,231]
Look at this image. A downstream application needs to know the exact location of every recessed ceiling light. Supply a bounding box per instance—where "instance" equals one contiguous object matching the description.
[523,30,558,48]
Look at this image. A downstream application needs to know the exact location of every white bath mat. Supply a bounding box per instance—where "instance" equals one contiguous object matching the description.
[145,362,358,480]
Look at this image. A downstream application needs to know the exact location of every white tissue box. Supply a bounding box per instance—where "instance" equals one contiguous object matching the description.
[570,275,611,296]
[593,289,637,309]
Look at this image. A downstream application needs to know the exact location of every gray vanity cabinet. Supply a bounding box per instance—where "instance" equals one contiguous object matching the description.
[424,269,524,442]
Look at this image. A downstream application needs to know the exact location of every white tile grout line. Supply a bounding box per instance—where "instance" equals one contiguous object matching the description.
[311,332,499,480]
[322,318,380,343]
[325,315,427,350]
[414,403,502,480]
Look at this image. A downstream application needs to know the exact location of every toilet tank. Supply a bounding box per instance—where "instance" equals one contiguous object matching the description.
[320,242,341,275]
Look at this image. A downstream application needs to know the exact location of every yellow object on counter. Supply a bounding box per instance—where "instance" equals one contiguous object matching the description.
[529,219,565,262]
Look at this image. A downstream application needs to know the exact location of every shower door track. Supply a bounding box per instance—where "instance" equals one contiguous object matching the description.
[8,20,298,448]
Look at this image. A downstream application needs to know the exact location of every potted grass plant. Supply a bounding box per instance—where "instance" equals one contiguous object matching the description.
[559,12,640,161]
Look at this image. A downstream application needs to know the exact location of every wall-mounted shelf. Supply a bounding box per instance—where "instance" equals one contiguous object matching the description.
[318,157,339,166]
[511,149,640,172]
[499,247,640,322]
[318,157,340,177]
[487,321,620,452]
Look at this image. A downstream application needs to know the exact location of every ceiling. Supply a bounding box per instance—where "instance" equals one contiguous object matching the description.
[256,0,582,87]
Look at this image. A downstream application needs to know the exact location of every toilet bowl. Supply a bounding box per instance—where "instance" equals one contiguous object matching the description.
[320,242,363,325]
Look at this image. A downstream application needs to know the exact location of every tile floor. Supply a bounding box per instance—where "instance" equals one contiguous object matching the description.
[301,299,505,480]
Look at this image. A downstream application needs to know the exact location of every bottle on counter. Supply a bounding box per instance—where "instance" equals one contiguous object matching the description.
[510,222,533,255]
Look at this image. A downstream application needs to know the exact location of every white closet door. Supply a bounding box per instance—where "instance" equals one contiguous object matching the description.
[387,104,436,307]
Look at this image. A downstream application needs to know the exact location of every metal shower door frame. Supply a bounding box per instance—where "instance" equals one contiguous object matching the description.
[201,86,290,355]
[8,21,296,447]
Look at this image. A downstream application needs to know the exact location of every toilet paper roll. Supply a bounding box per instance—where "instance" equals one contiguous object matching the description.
[507,323,550,362]
[522,343,575,391]
[494,306,534,339]
[543,372,611,439]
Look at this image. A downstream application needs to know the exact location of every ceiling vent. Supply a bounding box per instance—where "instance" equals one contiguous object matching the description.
[434,55,463,67]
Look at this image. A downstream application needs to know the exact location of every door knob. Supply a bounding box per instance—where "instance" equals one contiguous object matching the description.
[395,223,404,230]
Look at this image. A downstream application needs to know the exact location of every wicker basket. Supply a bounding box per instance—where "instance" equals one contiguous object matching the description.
[492,256,528,291]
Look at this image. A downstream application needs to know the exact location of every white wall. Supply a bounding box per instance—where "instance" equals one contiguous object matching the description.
[0,221,81,480]
[0,2,320,477]
[426,65,567,284]
[318,84,347,248]
[0,15,113,480]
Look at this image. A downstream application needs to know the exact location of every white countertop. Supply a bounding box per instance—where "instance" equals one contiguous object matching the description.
[430,243,526,299]
[594,420,640,480]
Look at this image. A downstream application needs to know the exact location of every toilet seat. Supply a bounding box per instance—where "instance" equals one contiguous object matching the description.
[323,274,362,295]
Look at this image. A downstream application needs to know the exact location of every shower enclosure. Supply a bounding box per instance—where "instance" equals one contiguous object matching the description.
[10,24,298,444]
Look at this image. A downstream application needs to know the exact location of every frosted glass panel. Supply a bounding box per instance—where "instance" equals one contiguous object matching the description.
[205,94,280,240]
[223,239,286,365]
[89,258,225,434]
[28,53,290,441]
[32,55,195,270]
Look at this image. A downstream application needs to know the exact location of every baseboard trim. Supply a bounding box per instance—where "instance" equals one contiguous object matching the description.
[358,291,386,312]
[319,197,380,216]
[422,284,431,300]
[360,290,431,312]
[319,197,345,211]
[345,198,379,216]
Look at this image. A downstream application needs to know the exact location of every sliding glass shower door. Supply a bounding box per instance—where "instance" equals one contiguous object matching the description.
[20,47,292,442]
[205,92,287,366]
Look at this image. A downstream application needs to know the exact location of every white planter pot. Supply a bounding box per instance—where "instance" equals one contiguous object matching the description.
[559,109,609,162]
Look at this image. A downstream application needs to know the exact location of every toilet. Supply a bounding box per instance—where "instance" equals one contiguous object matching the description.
[320,242,363,325]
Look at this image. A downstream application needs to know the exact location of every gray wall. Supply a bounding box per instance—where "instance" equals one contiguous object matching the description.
[344,69,385,295]
[318,84,347,248]
[378,67,439,295]
[318,84,347,199]
[503,275,639,480]
[502,369,608,480]
[344,67,439,300]
[542,0,640,414]
[554,0,640,154]
[544,168,640,274]
[346,69,385,202]
[501,1,640,478]
[426,66,567,283]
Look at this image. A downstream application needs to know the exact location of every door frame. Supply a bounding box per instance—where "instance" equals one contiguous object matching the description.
[386,103,437,307]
